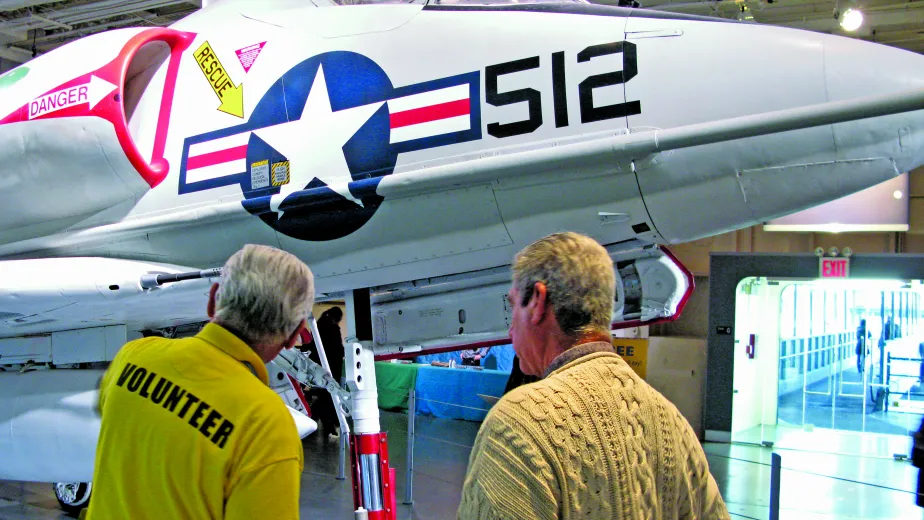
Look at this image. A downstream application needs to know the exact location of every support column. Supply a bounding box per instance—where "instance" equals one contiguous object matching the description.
[404,389,416,505]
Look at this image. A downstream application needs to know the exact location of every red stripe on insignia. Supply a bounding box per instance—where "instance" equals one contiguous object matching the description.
[187,144,248,170]
[389,99,470,129]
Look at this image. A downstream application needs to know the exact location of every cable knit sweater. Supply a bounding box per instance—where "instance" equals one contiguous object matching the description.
[458,346,729,520]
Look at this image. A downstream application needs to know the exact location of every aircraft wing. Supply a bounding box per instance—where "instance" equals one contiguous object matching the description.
[1,84,923,260]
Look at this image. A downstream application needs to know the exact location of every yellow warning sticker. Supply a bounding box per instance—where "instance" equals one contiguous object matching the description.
[193,41,244,118]
[272,161,290,186]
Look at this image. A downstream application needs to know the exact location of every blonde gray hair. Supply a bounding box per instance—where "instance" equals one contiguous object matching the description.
[213,245,314,346]
[512,232,615,338]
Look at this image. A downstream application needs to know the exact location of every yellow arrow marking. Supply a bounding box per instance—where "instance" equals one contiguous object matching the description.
[193,41,244,118]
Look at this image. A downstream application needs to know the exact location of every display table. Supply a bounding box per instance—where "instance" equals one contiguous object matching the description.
[415,365,510,421]
[374,361,419,411]
[415,344,516,372]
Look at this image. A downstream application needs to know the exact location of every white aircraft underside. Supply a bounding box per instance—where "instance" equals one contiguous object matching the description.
[1,0,924,490]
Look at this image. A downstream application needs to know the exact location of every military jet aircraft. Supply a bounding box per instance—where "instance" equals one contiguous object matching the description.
[1,0,924,515]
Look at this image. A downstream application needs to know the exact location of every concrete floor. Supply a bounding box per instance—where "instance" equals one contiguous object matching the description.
[0,411,921,519]
[706,443,920,520]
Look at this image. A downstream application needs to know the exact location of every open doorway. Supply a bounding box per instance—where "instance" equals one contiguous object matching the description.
[730,276,924,458]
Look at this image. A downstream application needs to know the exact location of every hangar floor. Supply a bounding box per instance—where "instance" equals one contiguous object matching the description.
[0,412,919,519]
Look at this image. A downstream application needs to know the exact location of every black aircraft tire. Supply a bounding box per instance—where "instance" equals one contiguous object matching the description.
[53,482,91,515]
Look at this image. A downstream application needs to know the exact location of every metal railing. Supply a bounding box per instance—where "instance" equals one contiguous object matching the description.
[884,353,924,413]
[778,332,854,379]
[402,386,491,505]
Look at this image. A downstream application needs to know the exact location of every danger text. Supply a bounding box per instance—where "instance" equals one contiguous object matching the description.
[29,85,88,120]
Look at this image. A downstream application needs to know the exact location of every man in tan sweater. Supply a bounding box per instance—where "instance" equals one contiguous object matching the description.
[458,232,730,520]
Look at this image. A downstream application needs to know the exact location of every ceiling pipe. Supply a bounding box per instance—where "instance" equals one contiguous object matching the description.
[0,26,26,41]
[30,16,145,45]
[643,0,920,18]
[29,12,71,31]
[0,43,34,62]
[0,0,64,9]
[0,0,188,32]
[51,0,186,25]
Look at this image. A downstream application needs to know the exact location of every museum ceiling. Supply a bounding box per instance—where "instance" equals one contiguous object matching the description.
[0,0,921,63]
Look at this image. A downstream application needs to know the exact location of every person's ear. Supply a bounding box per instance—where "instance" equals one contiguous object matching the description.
[528,282,549,325]
[207,284,219,319]
[284,319,308,350]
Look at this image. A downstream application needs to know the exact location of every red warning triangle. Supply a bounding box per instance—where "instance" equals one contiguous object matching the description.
[235,42,266,73]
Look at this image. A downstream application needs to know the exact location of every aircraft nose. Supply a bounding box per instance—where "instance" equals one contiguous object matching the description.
[824,34,924,101]
[823,34,924,174]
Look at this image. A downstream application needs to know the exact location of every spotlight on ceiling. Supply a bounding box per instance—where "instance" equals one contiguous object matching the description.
[737,3,754,22]
[840,8,864,31]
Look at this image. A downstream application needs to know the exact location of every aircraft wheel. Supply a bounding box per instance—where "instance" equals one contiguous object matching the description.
[53,481,91,514]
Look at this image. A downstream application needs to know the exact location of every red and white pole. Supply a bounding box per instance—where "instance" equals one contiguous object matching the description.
[346,341,397,520]
[351,432,397,520]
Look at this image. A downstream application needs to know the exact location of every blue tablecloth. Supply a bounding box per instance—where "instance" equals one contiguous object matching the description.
[414,364,510,421]
[414,344,516,373]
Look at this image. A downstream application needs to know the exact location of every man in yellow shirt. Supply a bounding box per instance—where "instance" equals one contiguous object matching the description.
[86,244,313,519]
[458,233,729,520]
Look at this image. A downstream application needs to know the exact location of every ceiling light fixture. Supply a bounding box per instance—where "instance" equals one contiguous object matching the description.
[840,8,864,31]
[737,4,754,22]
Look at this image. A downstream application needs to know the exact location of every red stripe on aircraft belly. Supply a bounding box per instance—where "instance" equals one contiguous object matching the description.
[187,145,248,170]
[389,99,470,129]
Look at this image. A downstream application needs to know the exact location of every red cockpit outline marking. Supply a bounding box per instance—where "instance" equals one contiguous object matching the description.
[0,28,196,188]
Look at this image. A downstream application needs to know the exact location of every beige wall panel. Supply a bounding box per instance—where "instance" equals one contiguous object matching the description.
[905,234,924,253]
[909,167,924,198]
[910,198,924,234]
[735,228,754,253]
[671,232,738,276]
[753,226,812,253]
[646,337,708,438]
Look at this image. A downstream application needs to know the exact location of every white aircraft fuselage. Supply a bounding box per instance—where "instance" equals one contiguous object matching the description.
[0,1,921,299]
[1,0,924,487]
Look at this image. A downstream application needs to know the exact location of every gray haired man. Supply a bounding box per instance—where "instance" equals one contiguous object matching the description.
[87,244,313,520]
[458,232,729,520]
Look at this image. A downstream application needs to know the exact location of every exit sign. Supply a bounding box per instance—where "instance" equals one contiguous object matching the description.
[820,257,850,278]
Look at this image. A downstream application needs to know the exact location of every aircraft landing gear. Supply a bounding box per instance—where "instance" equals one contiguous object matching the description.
[53,481,91,515]
[277,327,397,519]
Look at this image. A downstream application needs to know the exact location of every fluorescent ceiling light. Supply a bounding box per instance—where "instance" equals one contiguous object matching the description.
[763,223,909,233]
[841,8,864,31]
